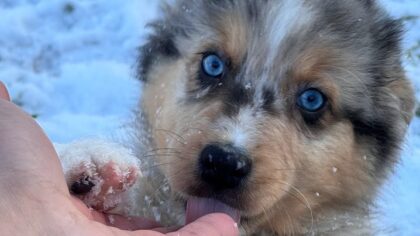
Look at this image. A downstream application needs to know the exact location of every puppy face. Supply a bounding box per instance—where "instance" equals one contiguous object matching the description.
[139,0,414,233]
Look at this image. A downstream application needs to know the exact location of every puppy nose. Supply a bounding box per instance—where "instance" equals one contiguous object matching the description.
[199,144,252,190]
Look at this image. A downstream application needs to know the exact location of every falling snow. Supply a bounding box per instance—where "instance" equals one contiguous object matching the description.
[0,0,418,234]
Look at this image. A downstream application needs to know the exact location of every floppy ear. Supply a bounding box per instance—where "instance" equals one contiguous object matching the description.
[369,14,415,124]
[137,2,185,82]
[386,76,416,124]
[138,25,180,82]
[358,0,375,8]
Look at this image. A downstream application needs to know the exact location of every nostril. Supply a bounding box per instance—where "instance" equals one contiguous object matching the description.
[200,146,222,171]
[199,144,252,190]
[233,159,251,177]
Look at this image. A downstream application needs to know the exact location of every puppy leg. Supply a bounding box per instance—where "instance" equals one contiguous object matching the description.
[55,139,141,213]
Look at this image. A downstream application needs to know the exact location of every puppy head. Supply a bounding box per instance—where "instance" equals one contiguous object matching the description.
[139,0,414,231]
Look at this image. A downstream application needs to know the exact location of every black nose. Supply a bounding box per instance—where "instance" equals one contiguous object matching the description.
[199,144,252,190]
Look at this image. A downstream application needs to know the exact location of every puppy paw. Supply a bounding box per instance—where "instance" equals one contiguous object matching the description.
[70,160,139,211]
[55,140,141,211]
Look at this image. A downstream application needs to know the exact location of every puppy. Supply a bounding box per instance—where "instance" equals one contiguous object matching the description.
[58,0,415,235]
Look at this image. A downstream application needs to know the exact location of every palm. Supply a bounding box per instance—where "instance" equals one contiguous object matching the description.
[0,82,237,236]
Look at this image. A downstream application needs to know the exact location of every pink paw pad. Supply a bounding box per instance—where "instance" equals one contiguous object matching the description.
[70,161,138,211]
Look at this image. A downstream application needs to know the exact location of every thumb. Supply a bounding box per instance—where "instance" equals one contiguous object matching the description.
[167,213,239,236]
[0,81,11,101]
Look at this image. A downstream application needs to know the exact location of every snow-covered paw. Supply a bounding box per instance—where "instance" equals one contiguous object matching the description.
[70,160,138,211]
[55,140,141,211]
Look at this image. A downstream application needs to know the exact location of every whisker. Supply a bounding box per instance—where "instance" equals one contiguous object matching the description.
[279,181,315,234]
[143,147,182,155]
[155,128,187,145]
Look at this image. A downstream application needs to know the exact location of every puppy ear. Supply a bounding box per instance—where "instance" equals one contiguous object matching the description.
[386,76,416,124]
[138,26,180,82]
[137,2,184,82]
[358,0,375,8]
[371,17,415,124]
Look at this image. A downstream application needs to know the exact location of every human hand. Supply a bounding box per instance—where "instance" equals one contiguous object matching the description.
[0,81,239,236]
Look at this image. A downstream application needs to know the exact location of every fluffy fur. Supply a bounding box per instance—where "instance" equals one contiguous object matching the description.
[59,0,415,235]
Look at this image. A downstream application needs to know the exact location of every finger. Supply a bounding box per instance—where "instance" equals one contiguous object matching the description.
[90,209,164,232]
[91,223,164,236]
[84,213,238,236]
[167,213,239,236]
[0,81,10,101]
[105,214,161,231]
[72,196,162,231]
[147,226,178,234]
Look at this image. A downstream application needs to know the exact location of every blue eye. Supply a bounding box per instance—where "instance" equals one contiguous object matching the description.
[202,54,224,77]
[298,89,326,112]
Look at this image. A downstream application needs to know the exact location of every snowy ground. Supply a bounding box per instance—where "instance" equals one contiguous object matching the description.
[0,1,418,235]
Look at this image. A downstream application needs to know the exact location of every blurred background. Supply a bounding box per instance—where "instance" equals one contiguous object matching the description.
[0,0,418,235]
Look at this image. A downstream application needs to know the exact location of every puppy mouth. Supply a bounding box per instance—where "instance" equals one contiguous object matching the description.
[185,197,241,224]
[181,142,252,224]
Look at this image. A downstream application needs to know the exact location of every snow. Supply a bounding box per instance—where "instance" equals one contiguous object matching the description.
[0,0,419,234]
[376,2,420,235]
[0,0,158,142]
